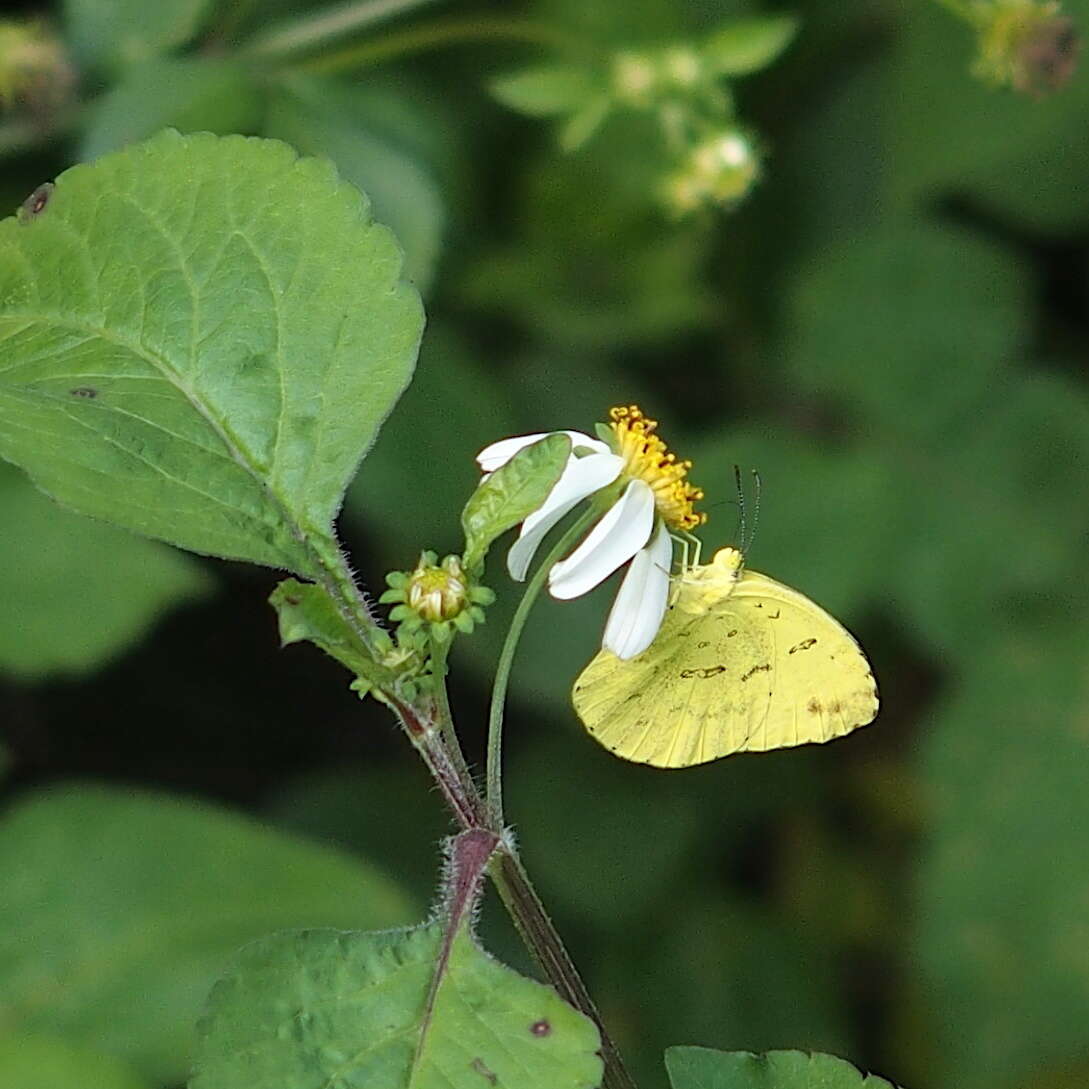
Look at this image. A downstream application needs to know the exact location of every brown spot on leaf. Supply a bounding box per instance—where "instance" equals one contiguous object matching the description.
[19,183,54,223]
[530,1019,552,1037]
[69,387,98,399]
[680,665,727,679]
[788,638,817,655]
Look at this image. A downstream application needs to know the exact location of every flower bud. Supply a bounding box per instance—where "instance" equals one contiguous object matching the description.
[0,21,74,114]
[975,1,1079,96]
[612,51,658,106]
[663,128,760,215]
[407,554,469,624]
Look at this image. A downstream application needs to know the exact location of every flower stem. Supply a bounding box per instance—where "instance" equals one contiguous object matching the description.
[485,507,599,828]
[288,15,583,74]
[427,634,477,796]
[245,0,442,57]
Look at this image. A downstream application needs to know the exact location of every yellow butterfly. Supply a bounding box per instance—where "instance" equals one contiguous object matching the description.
[572,547,879,768]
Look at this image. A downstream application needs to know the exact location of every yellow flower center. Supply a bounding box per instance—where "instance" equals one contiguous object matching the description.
[609,404,706,531]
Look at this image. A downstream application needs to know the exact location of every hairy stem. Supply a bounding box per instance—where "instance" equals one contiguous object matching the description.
[485,507,599,828]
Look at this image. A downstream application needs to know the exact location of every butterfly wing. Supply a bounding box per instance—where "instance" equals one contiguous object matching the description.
[572,567,878,768]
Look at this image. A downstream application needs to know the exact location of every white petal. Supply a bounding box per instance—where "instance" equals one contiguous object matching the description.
[603,521,673,659]
[507,452,623,580]
[548,479,655,600]
[477,430,606,473]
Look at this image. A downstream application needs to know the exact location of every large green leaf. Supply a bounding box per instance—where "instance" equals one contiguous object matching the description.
[80,58,263,162]
[782,223,1030,439]
[190,924,603,1089]
[916,625,1089,1089]
[63,0,216,71]
[266,78,445,292]
[665,1048,899,1089]
[0,785,414,1084]
[0,130,423,577]
[0,1035,150,1089]
[0,464,210,678]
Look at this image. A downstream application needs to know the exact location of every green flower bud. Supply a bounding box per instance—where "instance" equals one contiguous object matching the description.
[0,20,74,114]
[975,1,1079,96]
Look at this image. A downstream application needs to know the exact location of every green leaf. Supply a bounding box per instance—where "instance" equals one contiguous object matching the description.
[270,578,387,684]
[63,0,215,71]
[190,924,603,1089]
[559,95,613,152]
[0,1035,150,1089]
[701,16,799,77]
[490,63,599,118]
[80,58,263,162]
[783,223,1030,440]
[0,130,423,577]
[0,785,414,1084]
[461,432,571,572]
[917,625,1089,1089]
[266,78,445,292]
[665,1048,899,1089]
[0,464,211,679]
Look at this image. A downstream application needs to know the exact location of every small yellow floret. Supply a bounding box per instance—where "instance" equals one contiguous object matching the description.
[609,404,706,531]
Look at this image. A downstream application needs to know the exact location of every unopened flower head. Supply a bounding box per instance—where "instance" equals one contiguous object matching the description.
[974,0,1080,96]
[476,405,706,660]
[664,128,760,215]
[408,554,468,623]
[382,552,494,641]
[612,51,658,106]
[0,20,74,113]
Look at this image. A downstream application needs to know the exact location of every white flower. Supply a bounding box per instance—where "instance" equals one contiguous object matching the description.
[475,406,705,660]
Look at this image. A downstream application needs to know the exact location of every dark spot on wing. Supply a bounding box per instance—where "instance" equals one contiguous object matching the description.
[680,665,727,679]
[530,1019,552,1037]
[727,629,738,638]
[830,699,842,714]
[740,663,771,683]
[697,640,710,649]
[470,1058,498,1084]
[807,697,822,714]
[789,638,817,655]
[69,387,98,399]
[19,182,54,223]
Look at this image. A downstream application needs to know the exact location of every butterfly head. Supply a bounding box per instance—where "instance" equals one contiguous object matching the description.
[711,546,745,577]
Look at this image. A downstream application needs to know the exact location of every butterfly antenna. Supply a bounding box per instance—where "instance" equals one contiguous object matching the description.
[746,469,762,554]
[733,464,747,555]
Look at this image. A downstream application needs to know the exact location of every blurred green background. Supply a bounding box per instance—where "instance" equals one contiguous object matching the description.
[2,0,1089,1087]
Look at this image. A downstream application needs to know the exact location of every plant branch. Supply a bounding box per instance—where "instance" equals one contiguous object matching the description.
[246,0,443,57]
[288,15,583,74]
